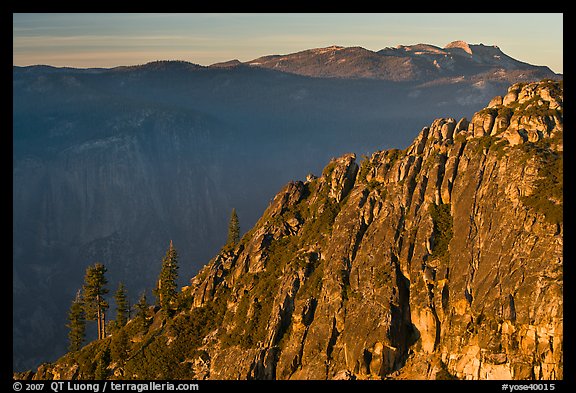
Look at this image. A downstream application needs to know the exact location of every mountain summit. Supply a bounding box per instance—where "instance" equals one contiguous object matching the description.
[18,79,563,380]
[444,40,473,54]
[242,41,558,82]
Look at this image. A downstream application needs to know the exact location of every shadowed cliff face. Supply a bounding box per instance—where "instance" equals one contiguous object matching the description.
[21,80,562,381]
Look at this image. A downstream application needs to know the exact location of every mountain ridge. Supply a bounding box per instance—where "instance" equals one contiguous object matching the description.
[15,40,561,82]
[242,41,559,82]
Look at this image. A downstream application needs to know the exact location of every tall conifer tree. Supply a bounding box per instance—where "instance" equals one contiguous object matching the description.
[114,282,129,328]
[82,263,109,340]
[153,240,179,310]
[134,291,150,330]
[227,208,240,246]
[66,290,86,352]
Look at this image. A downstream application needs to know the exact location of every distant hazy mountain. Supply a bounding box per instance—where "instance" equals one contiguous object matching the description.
[243,41,558,82]
[12,41,561,372]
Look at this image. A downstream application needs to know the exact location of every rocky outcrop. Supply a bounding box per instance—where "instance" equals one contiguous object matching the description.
[19,80,562,381]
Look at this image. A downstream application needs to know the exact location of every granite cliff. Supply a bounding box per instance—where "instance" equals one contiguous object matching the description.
[19,80,563,380]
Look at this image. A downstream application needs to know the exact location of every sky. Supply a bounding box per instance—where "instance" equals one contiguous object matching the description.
[13,13,563,74]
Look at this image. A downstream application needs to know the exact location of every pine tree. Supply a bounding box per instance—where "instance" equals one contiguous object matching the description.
[66,290,86,352]
[82,263,109,340]
[114,282,129,328]
[134,291,150,330]
[226,208,240,246]
[154,240,179,310]
[110,328,129,364]
[94,348,110,380]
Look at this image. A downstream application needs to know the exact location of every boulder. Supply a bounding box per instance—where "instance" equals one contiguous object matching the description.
[503,129,525,146]
[488,95,503,108]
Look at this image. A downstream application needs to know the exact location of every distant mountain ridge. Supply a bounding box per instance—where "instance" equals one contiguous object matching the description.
[18,40,559,84]
[240,41,559,82]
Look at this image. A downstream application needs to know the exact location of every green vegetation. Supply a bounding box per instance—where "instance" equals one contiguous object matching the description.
[515,95,561,118]
[454,132,468,144]
[299,259,324,298]
[110,327,130,364]
[114,282,129,329]
[221,292,271,348]
[496,105,514,118]
[357,149,404,184]
[322,160,337,178]
[474,107,498,118]
[226,208,241,247]
[134,292,151,331]
[270,177,341,246]
[94,347,110,379]
[521,151,563,225]
[66,291,86,352]
[357,155,374,183]
[429,203,453,260]
[153,241,179,311]
[119,297,226,379]
[82,263,109,340]
[53,329,115,379]
[220,235,301,349]
[503,87,562,119]
[386,148,404,167]
[539,79,563,96]
[299,200,340,243]
[470,135,508,158]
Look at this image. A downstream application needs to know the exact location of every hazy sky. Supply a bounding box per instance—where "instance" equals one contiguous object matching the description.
[13,13,563,73]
